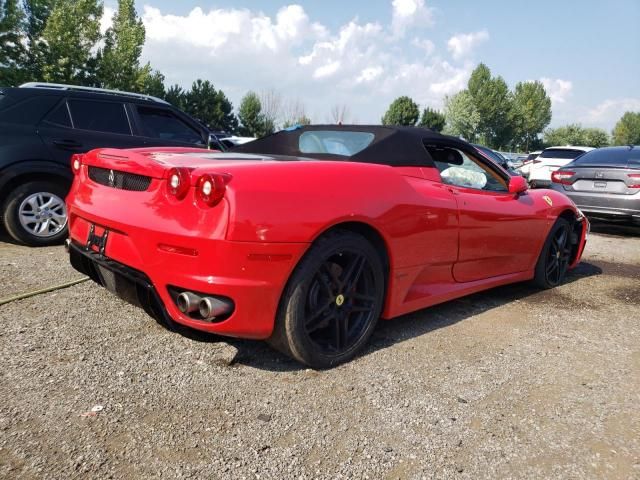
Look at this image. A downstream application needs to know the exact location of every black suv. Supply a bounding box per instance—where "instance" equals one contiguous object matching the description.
[0,83,216,246]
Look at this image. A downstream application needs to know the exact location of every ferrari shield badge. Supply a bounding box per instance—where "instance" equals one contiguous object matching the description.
[543,195,553,206]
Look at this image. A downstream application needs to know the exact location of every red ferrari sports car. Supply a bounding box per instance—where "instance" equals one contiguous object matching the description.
[66,126,588,368]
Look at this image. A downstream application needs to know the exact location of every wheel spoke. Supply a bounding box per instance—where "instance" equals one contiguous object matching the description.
[305,300,333,328]
[333,315,349,350]
[340,254,366,292]
[546,258,557,276]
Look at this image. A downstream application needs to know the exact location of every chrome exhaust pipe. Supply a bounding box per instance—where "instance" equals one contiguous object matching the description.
[177,291,202,314]
[64,238,71,253]
[199,297,233,321]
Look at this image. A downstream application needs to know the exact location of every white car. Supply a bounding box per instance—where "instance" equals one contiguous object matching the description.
[220,136,256,148]
[516,150,542,178]
[528,146,594,188]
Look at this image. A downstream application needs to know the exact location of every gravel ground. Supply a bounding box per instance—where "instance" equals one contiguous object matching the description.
[0,223,639,479]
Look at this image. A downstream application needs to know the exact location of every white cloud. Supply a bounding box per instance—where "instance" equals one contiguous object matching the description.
[447,30,489,60]
[136,3,477,122]
[586,98,640,126]
[391,0,434,37]
[356,66,384,83]
[412,37,435,56]
[540,77,573,104]
[313,61,341,79]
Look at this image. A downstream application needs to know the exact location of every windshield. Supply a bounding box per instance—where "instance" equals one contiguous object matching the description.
[540,148,585,159]
[299,131,375,157]
[571,147,640,168]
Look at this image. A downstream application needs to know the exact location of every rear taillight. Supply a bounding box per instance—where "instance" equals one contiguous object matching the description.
[628,173,640,188]
[551,170,575,185]
[71,154,83,174]
[196,173,230,207]
[167,167,190,199]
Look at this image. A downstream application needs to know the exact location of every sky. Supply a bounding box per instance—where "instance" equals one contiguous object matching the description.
[103,0,640,130]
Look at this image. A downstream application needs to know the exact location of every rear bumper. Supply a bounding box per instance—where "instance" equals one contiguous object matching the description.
[550,186,640,221]
[67,212,308,339]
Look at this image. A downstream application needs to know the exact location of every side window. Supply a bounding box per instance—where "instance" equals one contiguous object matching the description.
[136,106,204,144]
[428,146,508,192]
[42,101,72,128]
[68,99,131,135]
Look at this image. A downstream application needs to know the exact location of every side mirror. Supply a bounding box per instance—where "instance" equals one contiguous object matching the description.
[508,175,528,194]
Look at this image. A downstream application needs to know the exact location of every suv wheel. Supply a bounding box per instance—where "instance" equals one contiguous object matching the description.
[3,181,69,246]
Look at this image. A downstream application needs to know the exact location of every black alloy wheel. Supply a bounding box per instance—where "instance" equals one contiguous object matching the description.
[270,230,385,368]
[533,217,572,289]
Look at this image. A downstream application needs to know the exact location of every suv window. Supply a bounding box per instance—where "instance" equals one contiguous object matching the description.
[43,101,72,128]
[539,148,584,159]
[136,106,203,144]
[428,146,508,192]
[68,99,131,135]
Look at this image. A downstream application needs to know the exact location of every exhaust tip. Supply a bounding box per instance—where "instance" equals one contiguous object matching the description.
[177,291,201,313]
[198,296,233,321]
[199,297,214,319]
[64,238,71,253]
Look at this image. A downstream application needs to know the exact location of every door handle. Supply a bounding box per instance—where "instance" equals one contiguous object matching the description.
[53,139,83,150]
[447,187,460,195]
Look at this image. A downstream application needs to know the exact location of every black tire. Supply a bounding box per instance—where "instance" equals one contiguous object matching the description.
[269,230,385,369]
[532,217,572,289]
[2,181,69,246]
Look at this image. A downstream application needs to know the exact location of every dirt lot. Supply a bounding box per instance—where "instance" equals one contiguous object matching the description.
[0,223,638,479]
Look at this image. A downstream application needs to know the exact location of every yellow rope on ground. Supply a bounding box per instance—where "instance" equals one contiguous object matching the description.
[0,277,90,306]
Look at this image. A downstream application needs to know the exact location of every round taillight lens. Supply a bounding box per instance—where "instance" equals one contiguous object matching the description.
[196,174,229,207]
[166,167,190,199]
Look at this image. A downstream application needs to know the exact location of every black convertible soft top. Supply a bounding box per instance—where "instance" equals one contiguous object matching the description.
[230,125,473,167]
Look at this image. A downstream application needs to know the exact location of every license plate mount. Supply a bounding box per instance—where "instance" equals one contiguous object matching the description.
[86,224,109,255]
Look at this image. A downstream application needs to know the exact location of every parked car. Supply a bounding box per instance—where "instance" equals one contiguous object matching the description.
[473,144,517,173]
[220,136,256,148]
[517,150,542,179]
[66,125,588,368]
[528,146,594,188]
[0,82,217,246]
[550,145,640,225]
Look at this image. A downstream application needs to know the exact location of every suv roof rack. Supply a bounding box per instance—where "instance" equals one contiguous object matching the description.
[19,82,170,105]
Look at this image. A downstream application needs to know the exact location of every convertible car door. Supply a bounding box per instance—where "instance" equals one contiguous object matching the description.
[428,146,547,283]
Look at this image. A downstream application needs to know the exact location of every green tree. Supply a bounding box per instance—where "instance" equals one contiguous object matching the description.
[238,92,264,136]
[467,63,513,148]
[418,107,445,132]
[20,0,58,82]
[164,84,186,109]
[544,124,585,146]
[612,111,640,145]
[511,81,552,151]
[443,91,480,142]
[381,96,419,126]
[0,0,25,85]
[97,0,147,91]
[40,0,103,84]
[583,128,610,148]
[183,79,238,133]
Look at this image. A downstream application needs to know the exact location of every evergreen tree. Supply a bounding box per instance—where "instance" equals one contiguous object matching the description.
[183,79,238,133]
[418,107,445,132]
